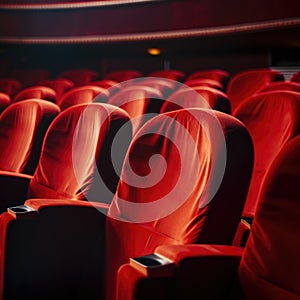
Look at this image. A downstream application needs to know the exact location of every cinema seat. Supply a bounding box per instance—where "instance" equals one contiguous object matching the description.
[233,91,300,219]
[57,85,110,110]
[104,70,143,82]
[117,135,300,300]
[148,70,185,81]
[8,68,51,87]
[0,78,22,98]
[183,78,224,91]
[290,70,300,83]
[257,80,300,93]
[161,86,231,114]
[38,78,75,100]
[90,79,120,94]
[103,85,163,135]
[58,68,99,86]
[186,69,229,87]
[0,99,60,175]
[227,68,284,113]
[0,92,10,113]
[13,86,56,103]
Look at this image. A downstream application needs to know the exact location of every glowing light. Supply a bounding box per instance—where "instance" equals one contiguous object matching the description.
[147,48,161,56]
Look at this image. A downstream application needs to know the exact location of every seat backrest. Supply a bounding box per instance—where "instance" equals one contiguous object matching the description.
[233,91,300,217]
[13,86,56,103]
[161,86,231,114]
[184,78,224,90]
[39,78,75,100]
[57,85,110,110]
[104,70,142,82]
[0,99,60,174]
[238,135,300,300]
[0,78,22,97]
[227,68,284,113]
[106,108,254,299]
[106,85,163,135]
[148,70,185,81]
[58,69,99,86]
[27,103,132,202]
[290,70,300,83]
[186,69,229,87]
[0,92,10,114]
[257,81,300,93]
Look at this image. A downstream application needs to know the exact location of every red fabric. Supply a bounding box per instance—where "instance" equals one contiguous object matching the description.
[90,80,120,95]
[257,81,300,93]
[13,85,56,103]
[58,68,99,86]
[239,135,300,300]
[233,91,300,217]
[8,68,50,87]
[227,68,284,112]
[106,108,253,300]
[38,78,75,100]
[0,78,22,97]
[104,70,143,83]
[0,92,10,114]
[107,85,163,135]
[27,103,131,202]
[290,70,300,83]
[0,99,60,174]
[186,69,229,86]
[57,85,109,110]
[161,86,231,114]
[184,78,224,91]
[148,70,185,82]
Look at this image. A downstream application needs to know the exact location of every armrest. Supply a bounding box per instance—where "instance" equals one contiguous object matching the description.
[0,198,108,299]
[117,244,243,300]
[0,171,32,213]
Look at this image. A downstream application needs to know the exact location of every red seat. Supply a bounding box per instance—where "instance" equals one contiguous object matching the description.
[0,78,22,97]
[105,85,163,135]
[186,69,229,87]
[57,85,110,110]
[161,86,231,114]
[290,70,300,83]
[227,68,284,113]
[122,135,300,300]
[58,69,99,86]
[13,86,56,103]
[0,99,60,175]
[257,80,300,93]
[38,78,75,100]
[104,70,142,82]
[148,70,185,81]
[8,68,51,87]
[0,92,10,113]
[89,79,120,94]
[184,78,224,91]
[233,91,300,218]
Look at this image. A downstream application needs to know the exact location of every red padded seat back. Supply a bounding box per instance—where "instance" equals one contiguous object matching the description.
[0,78,22,97]
[58,69,99,86]
[107,85,163,135]
[187,69,229,87]
[13,86,56,103]
[290,70,300,83]
[39,78,75,100]
[104,70,142,82]
[161,86,231,114]
[257,81,300,93]
[57,85,110,111]
[106,108,254,299]
[0,92,10,113]
[239,135,300,300]
[184,78,224,91]
[148,70,185,81]
[227,68,284,113]
[0,99,60,174]
[233,91,300,217]
[27,103,131,201]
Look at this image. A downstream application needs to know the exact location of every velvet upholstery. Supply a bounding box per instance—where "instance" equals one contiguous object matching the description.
[0,79,22,98]
[104,70,142,82]
[227,68,284,112]
[106,108,254,300]
[257,81,300,93]
[58,69,99,86]
[0,93,10,114]
[186,69,229,87]
[184,78,224,91]
[233,91,300,218]
[38,78,75,100]
[0,99,60,175]
[13,86,56,103]
[148,70,185,82]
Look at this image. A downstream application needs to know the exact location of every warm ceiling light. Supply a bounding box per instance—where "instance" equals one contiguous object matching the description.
[147,48,161,55]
